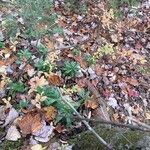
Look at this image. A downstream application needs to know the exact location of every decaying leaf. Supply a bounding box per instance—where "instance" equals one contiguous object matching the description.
[3,107,19,126]
[145,112,150,120]
[85,100,98,109]
[5,125,21,141]
[33,121,54,142]
[17,110,42,135]
[31,144,44,150]
[126,77,139,86]
[28,76,48,94]
[42,106,57,122]
[48,74,62,86]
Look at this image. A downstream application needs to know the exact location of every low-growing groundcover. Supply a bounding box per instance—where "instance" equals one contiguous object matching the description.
[0,0,150,149]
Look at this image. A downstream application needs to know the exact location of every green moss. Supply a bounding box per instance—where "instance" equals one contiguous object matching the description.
[0,139,23,150]
[70,125,150,150]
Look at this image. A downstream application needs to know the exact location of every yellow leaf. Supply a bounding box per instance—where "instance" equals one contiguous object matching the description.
[31,144,45,150]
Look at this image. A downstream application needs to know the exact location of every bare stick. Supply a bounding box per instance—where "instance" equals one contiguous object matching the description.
[74,117,150,132]
[128,117,150,130]
[57,87,113,150]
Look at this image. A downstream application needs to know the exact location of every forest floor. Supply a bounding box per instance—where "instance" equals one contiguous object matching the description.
[0,0,150,149]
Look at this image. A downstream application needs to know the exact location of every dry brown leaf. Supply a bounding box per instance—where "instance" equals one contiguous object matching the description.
[28,76,48,94]
[68,54,87,69]
[95,64,103,76]
[85,100,98,109]
[17,111,42,135]
[145,112,150,120]
[55,124,64,133]
[126,77,139,86]
[48,74,62,86]
[75,78,87,88]
[42,106,57,122]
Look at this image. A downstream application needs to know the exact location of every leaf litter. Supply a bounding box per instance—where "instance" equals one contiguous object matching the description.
[0,0,150,149]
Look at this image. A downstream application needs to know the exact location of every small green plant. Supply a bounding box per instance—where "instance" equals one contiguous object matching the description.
[37,86,61,106]
[0,42,4,48]
[109,0,140,17]
[62,61,79,77]
[37,44,48,55]
[84,54,96,66]
[64,0,87,13]
[71,48,80,56]
[94,44,114,58]
[19,99,28,109]
[2,17,18,38]
[35,59,51,72]
[9,82,26,94]
[17,49,32,61]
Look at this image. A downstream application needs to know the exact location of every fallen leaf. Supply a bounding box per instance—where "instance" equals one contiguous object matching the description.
[4,107,19,126]
[5,125,21,141]
[95,64,103,76]
[31,144,43,150]
[68,54,87,69]
[28,76,48,94]
[48,74,62,86]
[33,121,54,142]
[75,78,87,88]
[145,112,150,120]
[126,77,139,86]
[55,124,64,133]
[107,97,118,109]
[42,106,57,122]
[85,100,98,109]
[17,110,42,135]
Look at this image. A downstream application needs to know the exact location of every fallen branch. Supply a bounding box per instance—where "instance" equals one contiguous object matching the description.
[74,117,150,132]
[128,117,150,130]
[57,87,113,150]
[85,80,110,121]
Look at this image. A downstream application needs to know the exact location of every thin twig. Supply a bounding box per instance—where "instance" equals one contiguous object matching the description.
[74,117,150,132]
[57,87,113,150]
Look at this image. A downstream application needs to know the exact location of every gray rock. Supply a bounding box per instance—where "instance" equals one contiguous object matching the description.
[136,136,150,150]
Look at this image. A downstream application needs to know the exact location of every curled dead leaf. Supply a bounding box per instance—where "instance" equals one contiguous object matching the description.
[85,100,98,109]
[42,106,57,122]
[48,74,62,86]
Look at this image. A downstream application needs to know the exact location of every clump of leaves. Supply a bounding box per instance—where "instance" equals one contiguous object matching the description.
[94,44,114,58]
[62,61,79,77]
[9,82,25,93]
[84,54,96,66]
[37,86,60,106]
[17,49,32,61]
[35,59,51,72]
